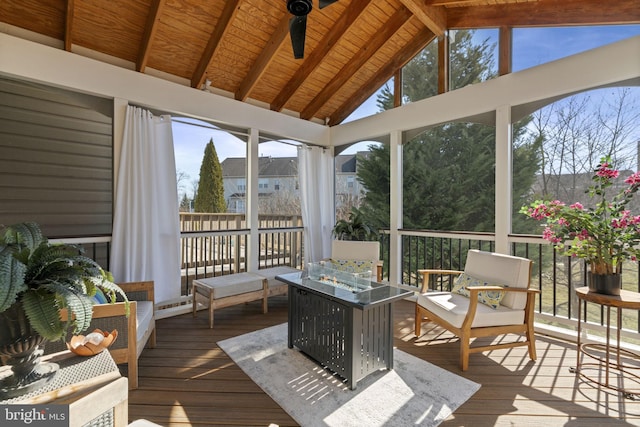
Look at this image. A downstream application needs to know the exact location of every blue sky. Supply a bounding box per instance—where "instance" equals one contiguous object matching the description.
[173,25,640,187]
[512,25,640,71]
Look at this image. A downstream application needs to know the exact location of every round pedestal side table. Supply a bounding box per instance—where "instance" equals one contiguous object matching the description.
[570,286,640,400]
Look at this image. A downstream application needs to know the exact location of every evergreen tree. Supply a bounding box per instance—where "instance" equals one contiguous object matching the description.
[359,30,541,233]
[179,193,191,212]
[194,139,227,213]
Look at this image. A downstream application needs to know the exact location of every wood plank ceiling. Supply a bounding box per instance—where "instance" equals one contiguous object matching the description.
[1,0,639,125]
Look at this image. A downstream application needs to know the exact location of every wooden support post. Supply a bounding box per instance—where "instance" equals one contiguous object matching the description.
[393,69,402,108]
[438,31,449,94]
[499,26,512,76]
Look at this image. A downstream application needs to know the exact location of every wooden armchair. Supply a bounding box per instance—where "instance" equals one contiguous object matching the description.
[415,250,538,371]
[46,281,156,389]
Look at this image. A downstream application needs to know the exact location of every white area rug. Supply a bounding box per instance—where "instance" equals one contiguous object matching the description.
[218,323,480,427]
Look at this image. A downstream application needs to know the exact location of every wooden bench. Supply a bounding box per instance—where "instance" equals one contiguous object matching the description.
[192,266,298,328]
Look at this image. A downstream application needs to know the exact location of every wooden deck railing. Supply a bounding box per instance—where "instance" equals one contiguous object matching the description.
[391,229,640,346]
[52,221,640,346]
[177,214,303,294]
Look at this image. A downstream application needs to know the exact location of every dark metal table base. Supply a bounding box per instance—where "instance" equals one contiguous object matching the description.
[287,286,394,390]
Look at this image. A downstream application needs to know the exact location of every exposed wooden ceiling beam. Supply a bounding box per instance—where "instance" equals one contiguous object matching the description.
[301,6,413,120]
[64,0,75,51]
[270,0,372,112]
[236,16,289,102]
[399,0,446,36]
[329,28,435,126]
[191,0,242,89]
[448,0,640,28]
[137,0,166,73]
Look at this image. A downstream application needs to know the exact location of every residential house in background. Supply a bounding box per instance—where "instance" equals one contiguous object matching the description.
[335,152,370,218]
[221,153,368,214]
[221,156,299,214]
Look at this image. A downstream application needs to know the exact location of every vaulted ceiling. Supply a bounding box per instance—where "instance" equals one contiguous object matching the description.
[1,0,638,125]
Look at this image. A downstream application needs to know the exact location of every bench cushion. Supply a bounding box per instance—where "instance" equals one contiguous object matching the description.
[417,291,525,329]
[194,272,265,299]
[258,266,300,288]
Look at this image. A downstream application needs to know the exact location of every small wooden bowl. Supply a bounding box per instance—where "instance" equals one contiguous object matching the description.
[67,329,118,356]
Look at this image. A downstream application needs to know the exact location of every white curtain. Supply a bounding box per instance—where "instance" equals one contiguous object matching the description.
[111,106,181,304]
[298,145,334,264]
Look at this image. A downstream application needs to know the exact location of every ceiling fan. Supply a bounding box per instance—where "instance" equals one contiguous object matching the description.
[287,0,338,59]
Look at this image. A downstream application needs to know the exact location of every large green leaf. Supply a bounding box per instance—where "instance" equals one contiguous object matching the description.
[6,222,45,248]
[0,223,46,264]
[0,255,27,312]
[21,289,64,341]
[42,281,94,335]
[26,244,86,286]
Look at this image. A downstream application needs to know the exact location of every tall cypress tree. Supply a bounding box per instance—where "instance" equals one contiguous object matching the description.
[194,139,227,213]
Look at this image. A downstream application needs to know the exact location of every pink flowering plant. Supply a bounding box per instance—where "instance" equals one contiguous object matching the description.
[520,156,640,275]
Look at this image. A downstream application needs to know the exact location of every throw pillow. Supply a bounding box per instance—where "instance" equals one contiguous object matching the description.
[452,272,506,309]
[329,259,374,275]
[91,288,109,305]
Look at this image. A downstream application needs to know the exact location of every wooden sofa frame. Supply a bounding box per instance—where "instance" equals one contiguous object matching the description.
[47,280,156,389]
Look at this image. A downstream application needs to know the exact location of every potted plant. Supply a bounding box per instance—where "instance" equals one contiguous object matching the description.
[332,207,378,241]
[0,222,128,397]
[520,156,640,295]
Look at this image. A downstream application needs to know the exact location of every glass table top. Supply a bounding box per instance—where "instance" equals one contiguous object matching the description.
[276,271,413,308]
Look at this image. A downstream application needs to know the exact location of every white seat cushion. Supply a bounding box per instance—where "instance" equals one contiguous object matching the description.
[193,272,265,299]
[417,291,525,329]
[135,300,155,343]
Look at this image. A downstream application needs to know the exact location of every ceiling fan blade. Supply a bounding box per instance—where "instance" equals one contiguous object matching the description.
[289,15,307,59]
[319,0,338,9]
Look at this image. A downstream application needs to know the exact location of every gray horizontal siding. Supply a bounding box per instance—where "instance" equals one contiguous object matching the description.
[0,77,113,237]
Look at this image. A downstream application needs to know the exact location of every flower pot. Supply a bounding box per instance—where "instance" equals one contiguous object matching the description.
[587,272,622,296]
[0,302,59,399]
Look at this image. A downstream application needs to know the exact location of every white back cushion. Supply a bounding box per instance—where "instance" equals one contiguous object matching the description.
[331,240,380,263]
[463,250,532,310]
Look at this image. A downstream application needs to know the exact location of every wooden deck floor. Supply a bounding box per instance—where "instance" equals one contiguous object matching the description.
[128,296,640,426]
